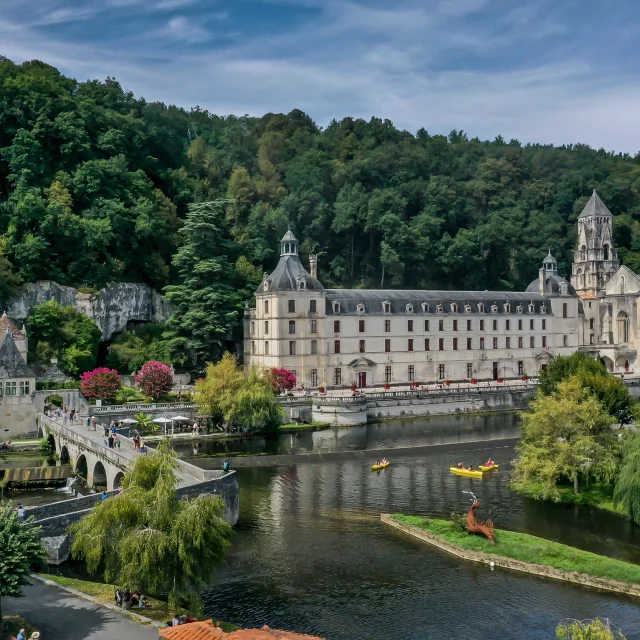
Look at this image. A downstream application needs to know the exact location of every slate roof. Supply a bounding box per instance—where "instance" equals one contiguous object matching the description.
[325,289,548,315]
[525,274,577,296]
[0,333,36,379]
[280,229,298,243]
[258,255,325,293]
[579,190,612,219]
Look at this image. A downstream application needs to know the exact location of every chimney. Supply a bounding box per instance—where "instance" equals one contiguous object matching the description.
[539,266,546,297]
[309,254,318,279]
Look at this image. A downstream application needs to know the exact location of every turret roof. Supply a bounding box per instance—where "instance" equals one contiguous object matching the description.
[579,190,612,219]
[280,229,298,243]
[0,332,36,379]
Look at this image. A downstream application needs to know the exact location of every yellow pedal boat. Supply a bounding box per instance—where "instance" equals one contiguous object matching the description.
[479,464,499,472]
[372,462,390,471]
[449,467,483,478]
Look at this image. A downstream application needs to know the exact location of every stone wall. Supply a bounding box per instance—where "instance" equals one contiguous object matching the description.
[0,394,41,438]
[4,281,171,340]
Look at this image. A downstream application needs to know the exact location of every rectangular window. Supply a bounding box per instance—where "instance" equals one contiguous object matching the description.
[518,337,523,349]
[334,368,342,385]
[334,320,341,333]
[408,365,415,382]
[589,318,594,330]
[530,319,534,330]
[506,337,511,349]
[467,337,472,350]
[542,319,546,330]
[438,364,445,379]
[6,382,16,396]
[359,319,365,333]
[439,319,444,331]
[493,337,498,349]
[424,338,430,351]
[265,320,269,334]
[311,340,317,355]
[251,321,255,335]
[385,366,392,382]
[590,334,594,344]
[467,319,472,331]
[492,319,498,331]
[251,341,256,355]
[289,341,296,355]
[563,303,567,318]
[518,319,523,331]
[480,319,485,331]
[265,300,269,313]
[480,337,485,349]
[288,300,295,313]
[311,369,318,387]
[359,340,366,353]
[453,319,458,331]
[467,363,473,378]
[19,381,26,395]
[385,320,391,332]
[530,336,535,348]
[334,340,341,354]
[408,319,414,332]
[518,361,524,376]
[289,320,296,334]
[310,319,317,333]
[265,341,270,355]
[542,336,547,348]
[453,338,458,350]
[408,338,414,352]
[385,339,391,353]
[506,320,510,330]
[439,338,444,351]
[310,300,317,313]
[424,320,430,331]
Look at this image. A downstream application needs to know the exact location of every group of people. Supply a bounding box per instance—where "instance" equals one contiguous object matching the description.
[169,614,198,627]
[456,458,495,471]
[114,588,150,610]
[45,404,80,425]
[374,457,389,466]
[133,434,147,453]
[0,440,12,450]
[16,629,40,639]
[103,422,122,449]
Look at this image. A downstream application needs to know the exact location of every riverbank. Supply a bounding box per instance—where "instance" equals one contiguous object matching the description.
[384,514,640,597]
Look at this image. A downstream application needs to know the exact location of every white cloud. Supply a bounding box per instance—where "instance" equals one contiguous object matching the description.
[164,16,209,42]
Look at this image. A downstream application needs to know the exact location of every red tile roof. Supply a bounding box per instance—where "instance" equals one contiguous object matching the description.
[159,622,325,640]
[0,313,25,339]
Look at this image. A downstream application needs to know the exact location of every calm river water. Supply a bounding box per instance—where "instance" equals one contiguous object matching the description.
[188,413,640,640]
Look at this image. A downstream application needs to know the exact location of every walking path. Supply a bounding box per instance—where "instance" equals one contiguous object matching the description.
[4,580,158,640]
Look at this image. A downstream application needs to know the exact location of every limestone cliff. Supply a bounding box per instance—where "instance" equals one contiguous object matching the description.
[4,281,171,340]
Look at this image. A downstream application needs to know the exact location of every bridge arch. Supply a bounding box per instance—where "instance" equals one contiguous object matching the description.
[75,454,88,480]
[90,460,108,489]
[60,445,70,465]
[112,471,125,491]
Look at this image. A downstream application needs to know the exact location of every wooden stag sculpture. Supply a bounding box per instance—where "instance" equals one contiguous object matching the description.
[466,499,495,543]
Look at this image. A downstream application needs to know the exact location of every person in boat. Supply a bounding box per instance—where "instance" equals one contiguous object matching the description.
[457,462,463,469]
[468,464,474,471]
[485,458,494,467]
[381,457,388,465]
[375,460,381,467]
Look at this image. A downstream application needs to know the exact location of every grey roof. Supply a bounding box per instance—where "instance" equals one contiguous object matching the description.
[325,289,548,315]
[525,273,577,296]
[0,333,36,379]
[579,190,612,219]
[280,229,298,243]
[258,254,324,293]
[36,364,73,383]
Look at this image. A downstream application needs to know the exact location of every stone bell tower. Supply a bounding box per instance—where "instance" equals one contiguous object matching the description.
[571,190,619,297]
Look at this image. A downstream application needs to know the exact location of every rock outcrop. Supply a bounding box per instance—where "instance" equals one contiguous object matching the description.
[4,281,171,340]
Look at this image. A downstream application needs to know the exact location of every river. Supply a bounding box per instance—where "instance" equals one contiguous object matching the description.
[185,413,640,640]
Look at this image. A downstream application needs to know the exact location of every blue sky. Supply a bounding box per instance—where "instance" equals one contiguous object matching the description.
[2,0,640,152]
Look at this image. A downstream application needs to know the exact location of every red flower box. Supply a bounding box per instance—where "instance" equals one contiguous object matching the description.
[497,377,504,383]
[383,383,390,390]
[318,387,325,393]
[444,380,451,386]
[470,378,477,384]
[521,375,527,381]
[350,384,357,392]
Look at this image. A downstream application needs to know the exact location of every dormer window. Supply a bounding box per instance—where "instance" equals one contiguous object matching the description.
[450,303,458,313]
[528,303,535,313]
[406,303,414,313]
[383,301,391,314]
[332,301,341,313]
[263,280,271,292]
[478,303,485,313]
[541,305,547,314]
[503,303,510,313]
[464,303,472,313]
[296,275,306,290]
[357,303,366,314]
[436,304,443,313]
[421,302,429,313]
[516,304,523,314]
[491,304,498,314]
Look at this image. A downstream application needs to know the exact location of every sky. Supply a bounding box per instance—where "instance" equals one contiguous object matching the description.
[1,0,640,152]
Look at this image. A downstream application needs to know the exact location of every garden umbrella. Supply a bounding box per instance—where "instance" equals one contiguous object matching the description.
[120,418,137,424]
[152,416,172,435]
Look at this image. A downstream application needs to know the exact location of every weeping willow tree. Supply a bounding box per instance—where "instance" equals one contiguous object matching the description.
[69,439,233,613]
[613,430,640,525]
[556,618,626,639]
[195,353,283,432]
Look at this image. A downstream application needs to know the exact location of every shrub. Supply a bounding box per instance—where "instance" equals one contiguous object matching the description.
[115,386,145,404]
[80,368,122,401]
[135,361,173,400]
[450,512,467,533]
[266,367,296,395]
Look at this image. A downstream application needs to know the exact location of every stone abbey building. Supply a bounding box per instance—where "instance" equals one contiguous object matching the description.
[250,191,634,388]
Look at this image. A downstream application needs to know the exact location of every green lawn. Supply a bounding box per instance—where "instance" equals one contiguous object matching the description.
[391,515,640,585]
[277,422,330,432]
[38,574,239,631]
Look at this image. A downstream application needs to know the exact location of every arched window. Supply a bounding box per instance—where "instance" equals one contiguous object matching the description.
[264,300,269,313]
[563,335,568,347]
[576,268,583,289]
[617,311,629,344]
[620,275,625,295]
[383,301,391,313]
[604,244,609,260]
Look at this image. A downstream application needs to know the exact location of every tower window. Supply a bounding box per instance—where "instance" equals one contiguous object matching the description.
[408,339,414,351]
[310,300,317,313]
[334,340,340,354]
[311,340,317,355]
[288,300,295,313]
[265,300,269,313]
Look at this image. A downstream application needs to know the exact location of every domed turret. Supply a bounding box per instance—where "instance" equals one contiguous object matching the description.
[526,251,575,297]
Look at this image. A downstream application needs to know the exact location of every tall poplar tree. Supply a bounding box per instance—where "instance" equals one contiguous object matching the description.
[163,200,240,370]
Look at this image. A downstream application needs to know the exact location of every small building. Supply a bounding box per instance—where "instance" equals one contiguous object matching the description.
[159,620,325,640]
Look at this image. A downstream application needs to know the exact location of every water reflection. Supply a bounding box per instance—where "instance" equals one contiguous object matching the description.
[196,415,640,640]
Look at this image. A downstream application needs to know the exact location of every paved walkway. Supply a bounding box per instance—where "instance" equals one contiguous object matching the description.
[4,581,158,640]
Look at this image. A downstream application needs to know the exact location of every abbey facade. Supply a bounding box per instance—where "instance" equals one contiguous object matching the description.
[244,191,635,389]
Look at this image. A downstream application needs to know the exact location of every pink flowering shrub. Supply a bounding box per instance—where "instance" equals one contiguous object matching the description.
[136,361,173,400]
[80,367,122,400]
[267,367,296,395]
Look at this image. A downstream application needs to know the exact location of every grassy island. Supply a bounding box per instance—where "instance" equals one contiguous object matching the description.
[387,514,640,590]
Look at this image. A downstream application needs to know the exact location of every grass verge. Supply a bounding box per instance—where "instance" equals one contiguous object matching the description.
[38,574,239,631]
[391,515,640,585]
[277,422,330,432]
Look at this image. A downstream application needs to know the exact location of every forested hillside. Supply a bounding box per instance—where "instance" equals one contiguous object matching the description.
[2,56,640,301]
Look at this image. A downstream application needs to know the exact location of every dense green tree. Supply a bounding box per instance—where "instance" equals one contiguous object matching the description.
[556,618,626,639]
[613,430,640,525]
[70,439,232,613]
[163,200,241,370]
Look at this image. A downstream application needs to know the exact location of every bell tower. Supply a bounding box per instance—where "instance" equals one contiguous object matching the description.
[571,190,619,296]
